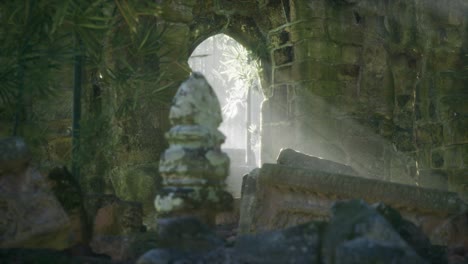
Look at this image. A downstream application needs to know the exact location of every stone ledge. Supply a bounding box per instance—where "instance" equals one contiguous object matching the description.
[258,163,466,215]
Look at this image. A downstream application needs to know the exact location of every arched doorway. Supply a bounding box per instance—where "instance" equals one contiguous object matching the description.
[188,34,264,198]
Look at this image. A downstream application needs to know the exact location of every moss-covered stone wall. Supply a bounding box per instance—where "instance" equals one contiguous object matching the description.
[259,0,467,199]
[2,0,465,219]
[152,0,466,200]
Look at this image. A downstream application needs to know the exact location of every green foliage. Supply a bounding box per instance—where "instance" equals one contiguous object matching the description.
[0,0,168,120]
[0,0,72,112]
[206,35,262,119]
[0,0,170,178]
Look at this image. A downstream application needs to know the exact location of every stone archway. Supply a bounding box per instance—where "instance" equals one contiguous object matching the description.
[188,33,264,197]
[151,0,468,198]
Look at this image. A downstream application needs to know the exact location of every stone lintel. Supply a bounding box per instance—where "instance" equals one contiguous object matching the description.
[258,163,466,215]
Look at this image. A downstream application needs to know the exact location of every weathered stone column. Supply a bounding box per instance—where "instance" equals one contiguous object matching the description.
[154,72,232,226]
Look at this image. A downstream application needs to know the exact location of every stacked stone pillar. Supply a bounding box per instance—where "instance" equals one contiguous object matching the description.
[154,72,232,226]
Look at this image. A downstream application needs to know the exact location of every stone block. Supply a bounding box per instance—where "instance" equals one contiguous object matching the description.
[239,162,466,247]
[342,45,361,64]
[156,216,223,252]
[324,200,426,264]
[307,40,342,61]
[326,19,364,45]
[362,42,387,72]
[334,238,425,264]
[273,46,294,66]
[431,48,463,71]
[444,145,464,169]
[293,60,338,81]
[418,169,448,191]
[290,19,327,41]
[235,221,321,263]
[336,64,360,80]
[138,220,321,263]
[312,80,343,97]
[274,65,292,83]
[431,149,445,168]
[392,129,415,152]
[415,123,444,147]
[463,144,468,168]
[0,139,72,250]
[443,27,464,48]
[438,95,468,121]
[430,211,468,251]
[91,195,143,237]
[445,117,468,145]
[239,168,260,234]
[277,148,357,176]
[393,108,414,129]
[291,42,310,62]
[447,169,468,201]
[298,0,326,18]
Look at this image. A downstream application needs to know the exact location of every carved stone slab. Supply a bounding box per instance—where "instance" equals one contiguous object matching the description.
[240,163,466,243]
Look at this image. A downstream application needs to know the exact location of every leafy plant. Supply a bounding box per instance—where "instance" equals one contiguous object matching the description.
[0,0,171,177]
[210,35,262,119]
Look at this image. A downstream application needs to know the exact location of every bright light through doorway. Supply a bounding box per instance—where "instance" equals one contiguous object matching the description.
[188,34,264,198]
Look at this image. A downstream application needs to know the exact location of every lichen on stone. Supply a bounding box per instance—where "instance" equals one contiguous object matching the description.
[155,73,231,217]
[154,192,184,213]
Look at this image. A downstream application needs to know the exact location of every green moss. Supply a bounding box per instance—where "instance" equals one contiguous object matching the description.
[111,164,162,212]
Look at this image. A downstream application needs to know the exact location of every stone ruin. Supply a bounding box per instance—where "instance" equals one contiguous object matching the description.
[239,149,467,239]
[137,73,468,263]
[0,137,71,249]
[1,73,467,263]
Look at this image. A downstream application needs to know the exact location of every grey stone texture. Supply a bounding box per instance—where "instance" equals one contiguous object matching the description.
[155,73,232,225]
[238,168,260,234]
[137,199,443,263]
[323,200,426,264]
[277,148,358,176]
[239,161,467,241]
[0,137,73,250]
